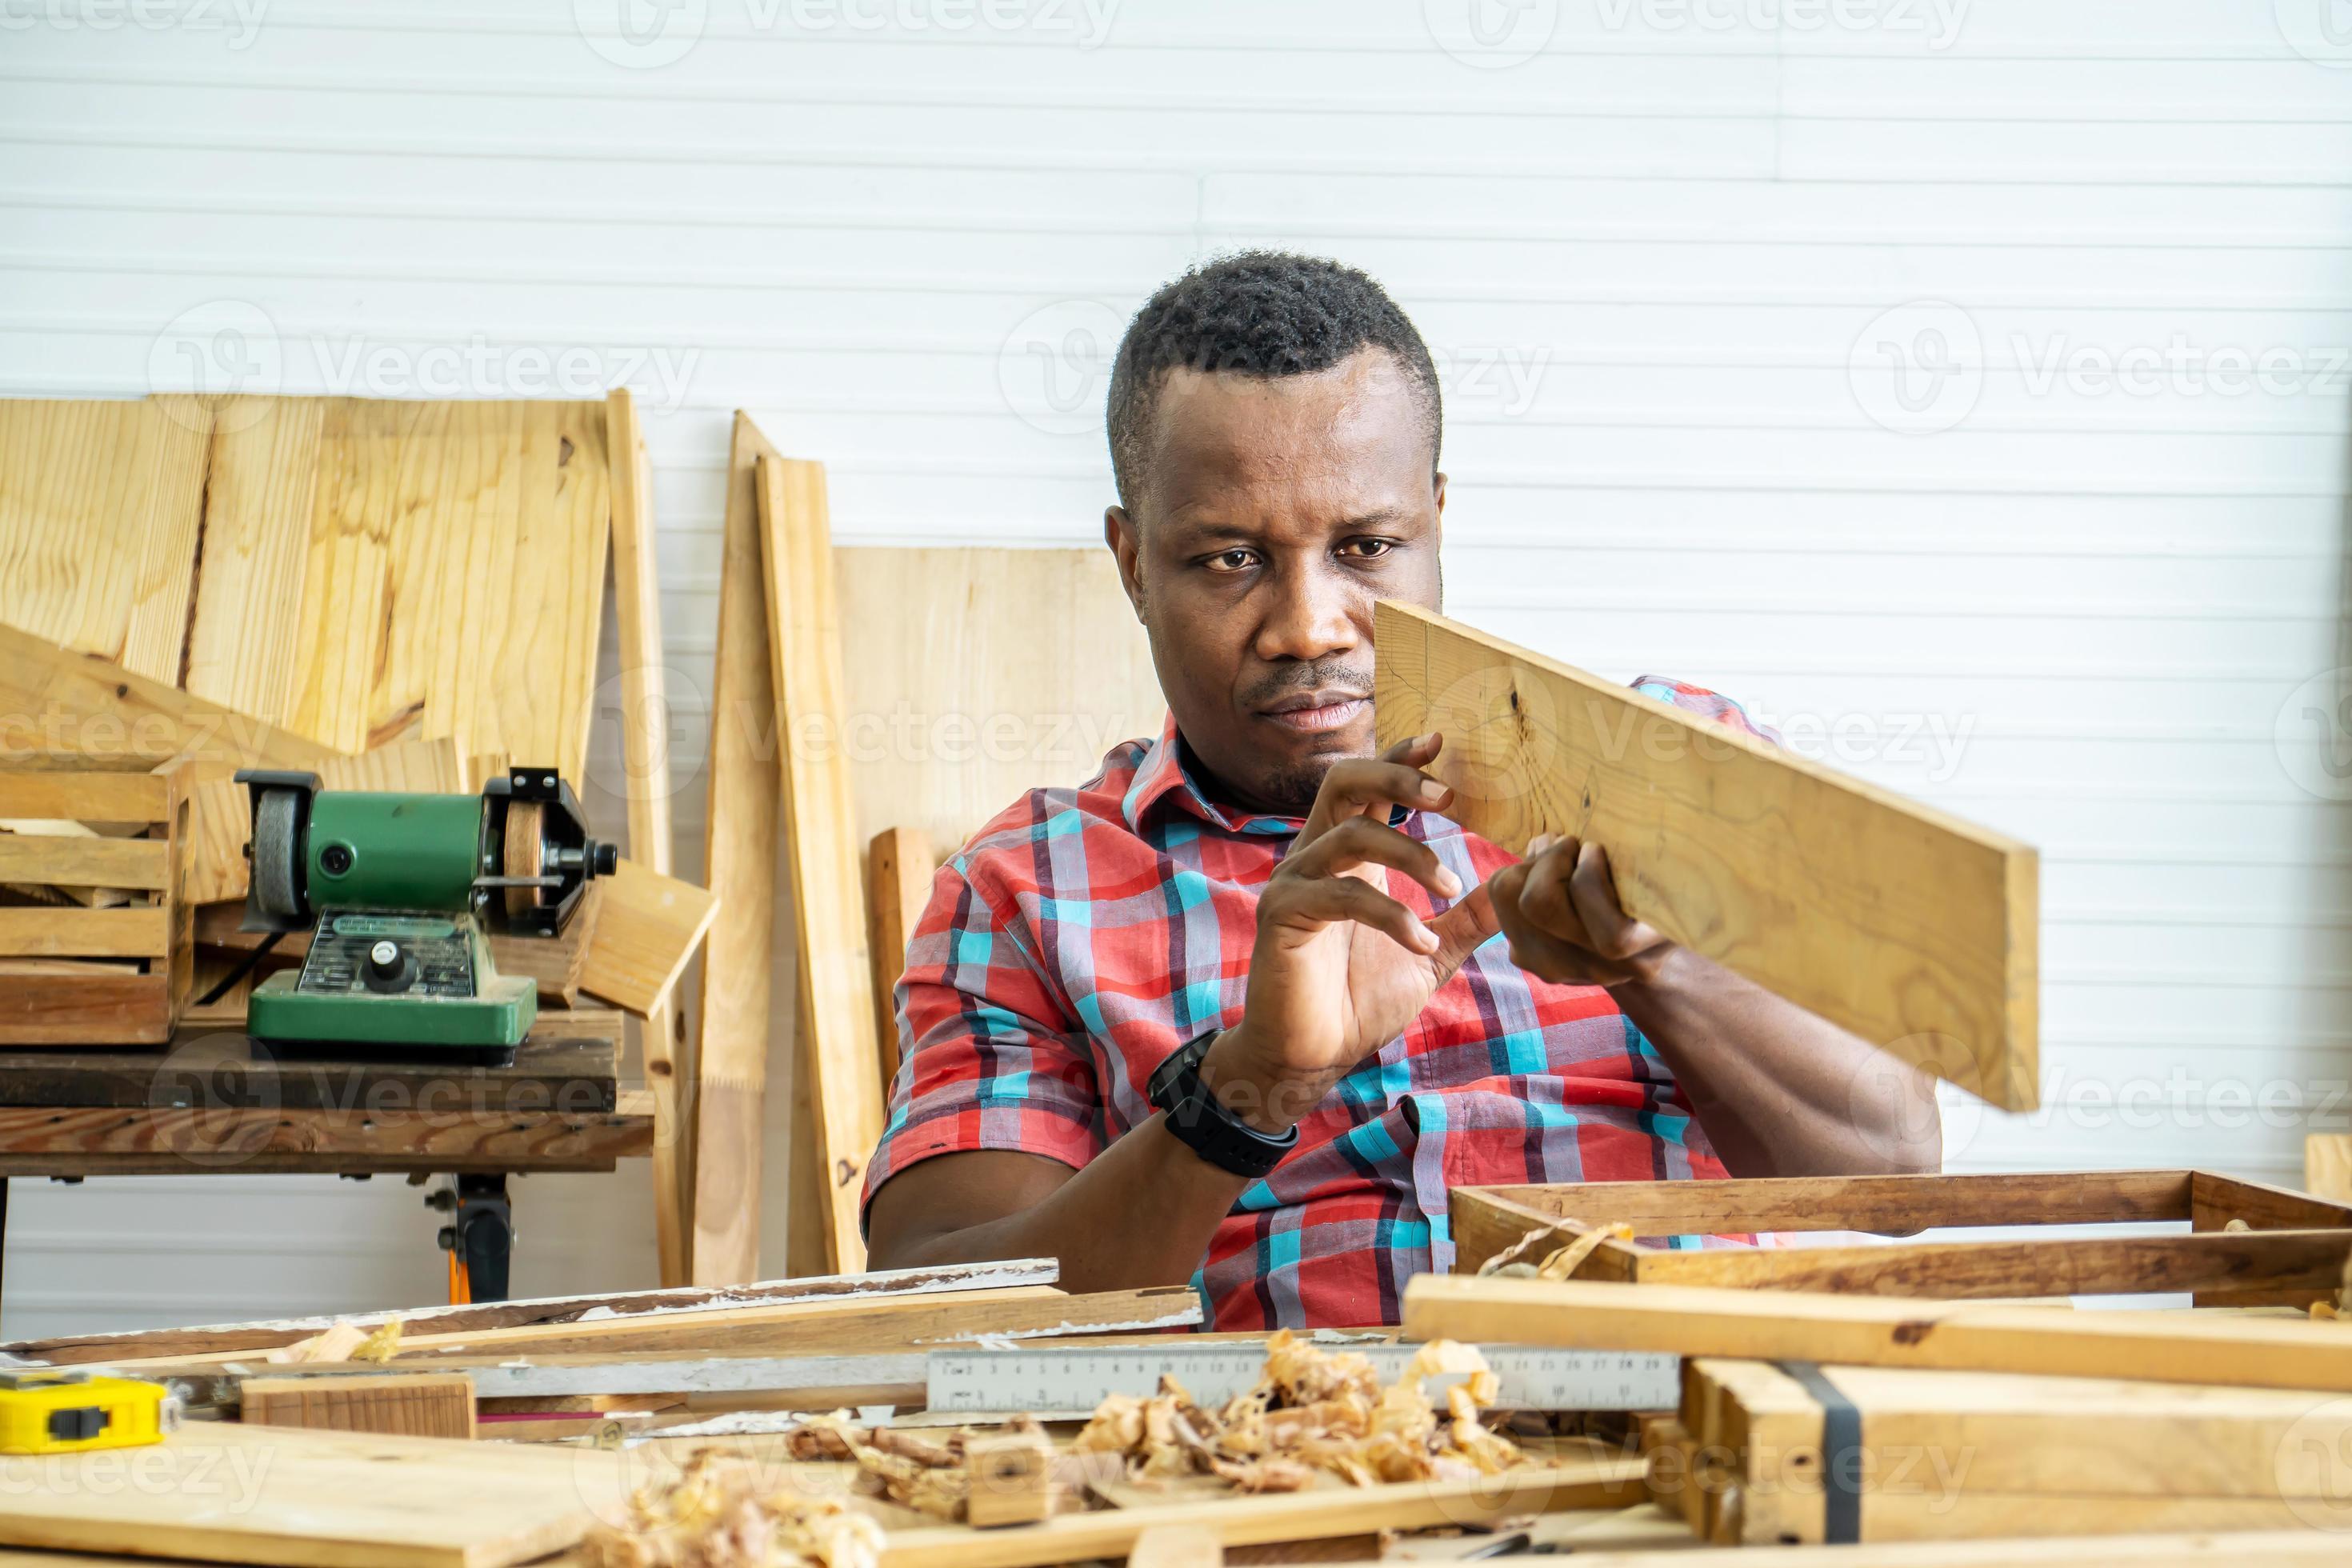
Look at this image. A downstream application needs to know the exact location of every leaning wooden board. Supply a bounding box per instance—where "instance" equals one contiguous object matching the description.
[0,1422,626,1568]
[1374,600,2038,1111]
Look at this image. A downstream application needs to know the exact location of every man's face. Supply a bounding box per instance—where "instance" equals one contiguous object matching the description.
[1106,348,1445,816]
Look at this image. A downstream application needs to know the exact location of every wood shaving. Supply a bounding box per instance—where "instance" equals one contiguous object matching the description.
[585,1450,887,1568]
[351,1319,404,1362]
[1070,1330,1528,1491]
[1535,1223,1635,1281]
[266,1321,368,1364]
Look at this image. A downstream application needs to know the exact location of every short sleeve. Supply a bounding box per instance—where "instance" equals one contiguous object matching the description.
[858,857,1106,1227]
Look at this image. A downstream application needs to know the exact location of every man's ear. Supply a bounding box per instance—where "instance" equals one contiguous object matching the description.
[1105,506,1147,625]
[1432,471,1448,546]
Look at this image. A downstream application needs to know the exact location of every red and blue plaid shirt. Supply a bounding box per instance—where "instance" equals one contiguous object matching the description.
[862,678,1778,1330]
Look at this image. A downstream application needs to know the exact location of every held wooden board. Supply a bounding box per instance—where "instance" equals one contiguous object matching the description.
[1373,601,2039,1111]
[0,1421,626,1568]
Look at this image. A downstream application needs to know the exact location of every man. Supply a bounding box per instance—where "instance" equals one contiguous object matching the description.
[864,252,1938,1329]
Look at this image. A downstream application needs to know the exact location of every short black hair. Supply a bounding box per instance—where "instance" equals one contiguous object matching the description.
[1106,251,1442,512]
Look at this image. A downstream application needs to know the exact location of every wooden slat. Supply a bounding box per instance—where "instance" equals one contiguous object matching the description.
[0,1102,653,1177]
[238,1372,476,1441]
[2190,1169,2352,1231]
[0,620,338,769]
[1405,1274,2352,1393]
[603,387,687,1290]
[0,907,167,958]
[0,834,164,890]
[690,412,787,1287]
[0,770,170,822]
[0,1420,625,1568]
[0,972,170,1046]
[1461,1171,2194,1240]
[577,857,716,1018]
[2310,1134,2352,1203]
[758,453,886,1275]
[182,737,465,906]
[180,396,326,724]
[1374,600,2039,1111]
[866,825,936,1094]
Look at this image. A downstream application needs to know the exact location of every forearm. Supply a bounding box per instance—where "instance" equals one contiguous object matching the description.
[1614,946,1942,1178]
[866,1115,1250,1294]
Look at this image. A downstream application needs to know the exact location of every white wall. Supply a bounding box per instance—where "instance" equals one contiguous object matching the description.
[2,0,2349,1335]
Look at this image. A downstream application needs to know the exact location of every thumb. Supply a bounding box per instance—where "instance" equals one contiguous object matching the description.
[1428,882,1501,977]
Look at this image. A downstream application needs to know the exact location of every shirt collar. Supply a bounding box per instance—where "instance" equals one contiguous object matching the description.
[1121,713,1304,838]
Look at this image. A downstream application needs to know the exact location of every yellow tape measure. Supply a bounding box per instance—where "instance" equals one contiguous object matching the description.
[0,1371,178,1455]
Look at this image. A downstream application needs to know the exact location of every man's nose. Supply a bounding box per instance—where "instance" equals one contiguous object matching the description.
[1254,563,1362,665]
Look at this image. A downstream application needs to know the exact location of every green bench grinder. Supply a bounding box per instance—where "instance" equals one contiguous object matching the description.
[234,767,617,1063]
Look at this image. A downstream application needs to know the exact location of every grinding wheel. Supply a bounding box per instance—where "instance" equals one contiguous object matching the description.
[251,786,306,922]
[502,799,546,919]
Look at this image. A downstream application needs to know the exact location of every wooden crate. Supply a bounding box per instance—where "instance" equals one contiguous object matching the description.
[0,764,191,1045]
[1451,1170,2352,1309]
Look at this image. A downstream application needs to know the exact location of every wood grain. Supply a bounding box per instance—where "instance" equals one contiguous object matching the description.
[0,1420,625,1568]
[0,908,166,958]
[2310,1134,2352,1203]
[0,833,166,890]
[239,1372,476,1441]
[577,857,715,1018]
[759,454,886,1276]
[0,1102,653,1177]
[602,387,686,1289]
[866,825,936,1094]
[690,413,787,1286]
[1374,600,2040,1111]
[0,620,338,768]
[180,396,326,722]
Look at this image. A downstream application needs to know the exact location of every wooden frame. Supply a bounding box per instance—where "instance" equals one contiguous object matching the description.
[0,763,192,1044]
[1374,601,2039,1110]
[1451,1170,2352,1307]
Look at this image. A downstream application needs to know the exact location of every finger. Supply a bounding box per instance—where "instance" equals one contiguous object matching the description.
[1298,756,1454,845]
[1491,876,1609,986]
[1429,881,1501,974]
[1286,815,1464,902]
[1517,835,1594,948]
[1569,842,1662,961]
[1266,874,1440,956]
[1379,730,1442,770]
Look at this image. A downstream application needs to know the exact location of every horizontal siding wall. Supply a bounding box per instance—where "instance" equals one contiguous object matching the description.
[2,0,2348,1331]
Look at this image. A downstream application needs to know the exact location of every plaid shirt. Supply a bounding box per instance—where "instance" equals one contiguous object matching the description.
[862,678,1778,1330]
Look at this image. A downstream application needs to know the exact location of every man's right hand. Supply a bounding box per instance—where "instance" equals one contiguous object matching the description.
[1198,733,1500,1132]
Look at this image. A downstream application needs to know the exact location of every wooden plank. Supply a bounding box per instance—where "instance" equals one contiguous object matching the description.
[866,825,936,1092]
[0,1419,625,1568]
[878,1458,1644,1568]
[0,770,170,822]
[2310,1135,2352,1204]
[1448,1190,1644,1282]
[239,1371,476,1441]
[0,907,166,958]
[0,972,170,1046]
[602,386,687,1290]
[0,397,212,687]
[0,620,339,769]
[0,833,166,890]
[182,737,466,906]
[1462,1170,2194,1239]
[577,857,715,1018]
[758,452,886,1274]
[0,1102,653,1177]
[1374,600,2039,1111]
[1404,1274,2352,1394]
[487,879,599,1005]
[6,1259,1060,1366]
[689,413,786,1286]
[180,396,326,724]
[2192,1170,2352,1231]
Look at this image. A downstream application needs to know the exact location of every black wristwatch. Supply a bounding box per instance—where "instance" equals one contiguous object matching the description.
[1146,1030,1299,1179]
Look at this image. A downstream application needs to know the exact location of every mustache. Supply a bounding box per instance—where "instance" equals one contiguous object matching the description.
[1242,661,1374,710]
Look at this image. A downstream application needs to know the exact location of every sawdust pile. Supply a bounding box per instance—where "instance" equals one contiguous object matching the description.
[1068,1330,1525,1491]
[586,1450,888,1568]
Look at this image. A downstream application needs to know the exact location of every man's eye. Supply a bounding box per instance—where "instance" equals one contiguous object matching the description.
[1342,539,1396,560]
[1204,549,1259,572]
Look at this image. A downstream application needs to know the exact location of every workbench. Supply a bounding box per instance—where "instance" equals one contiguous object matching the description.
[0,1017,653,1306]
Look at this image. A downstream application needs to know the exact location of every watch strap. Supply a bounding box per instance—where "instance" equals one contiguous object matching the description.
[1149,1030,1298,1179]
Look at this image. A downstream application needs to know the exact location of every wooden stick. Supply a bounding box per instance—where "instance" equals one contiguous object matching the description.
[1374,600,2038,1111]
[1406,1274,2352,1394]
[690,412,788,1287]
[866,825,937,1093]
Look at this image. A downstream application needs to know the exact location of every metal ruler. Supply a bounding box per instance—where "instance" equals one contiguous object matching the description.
[926,1343,1678,1415]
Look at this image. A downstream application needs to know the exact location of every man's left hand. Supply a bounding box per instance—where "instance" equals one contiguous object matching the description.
[1487,835,1674,990]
